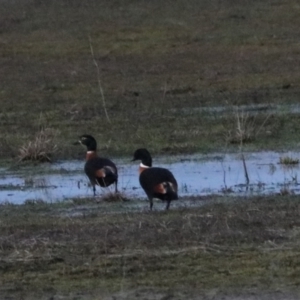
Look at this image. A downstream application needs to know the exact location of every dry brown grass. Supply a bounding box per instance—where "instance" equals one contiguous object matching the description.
[234,110,255,143]
[18,128,59,162]
[225,111,253,144]
[225,108,272,145]
[100,191,130,202]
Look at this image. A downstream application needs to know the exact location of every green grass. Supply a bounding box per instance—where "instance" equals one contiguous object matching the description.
[279,155,300,165]
[1,195,300,299]
[1,0,300,161]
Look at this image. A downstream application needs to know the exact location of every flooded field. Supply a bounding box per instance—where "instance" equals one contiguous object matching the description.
[0,151,300,204]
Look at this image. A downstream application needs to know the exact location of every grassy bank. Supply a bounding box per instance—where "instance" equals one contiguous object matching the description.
[1,195,300,299]
[1,0,300,160]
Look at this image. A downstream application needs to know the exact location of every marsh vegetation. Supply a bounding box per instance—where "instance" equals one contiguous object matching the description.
[1,0,300,159]
[1,0,300,298]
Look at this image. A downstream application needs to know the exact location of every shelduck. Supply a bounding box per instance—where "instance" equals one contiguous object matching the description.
[74,135,118,195]
[132,148,178,210]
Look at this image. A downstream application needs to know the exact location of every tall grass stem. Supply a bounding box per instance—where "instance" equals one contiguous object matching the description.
[89,35,111,123]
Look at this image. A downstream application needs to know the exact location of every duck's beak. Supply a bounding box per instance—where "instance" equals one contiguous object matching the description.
[73,140,81,145]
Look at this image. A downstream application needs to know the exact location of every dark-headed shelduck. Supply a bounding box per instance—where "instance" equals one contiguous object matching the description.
[74,135,118,195]
[132,148,178,210]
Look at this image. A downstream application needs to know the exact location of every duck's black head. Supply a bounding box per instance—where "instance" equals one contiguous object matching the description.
[74,134,97,151]
[132,148,152,167]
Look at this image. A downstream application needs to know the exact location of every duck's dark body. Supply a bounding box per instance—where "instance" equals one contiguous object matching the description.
[140,167,178,202]
[133,149,178,210]
[75,135,118,195]
[85,156,118,189]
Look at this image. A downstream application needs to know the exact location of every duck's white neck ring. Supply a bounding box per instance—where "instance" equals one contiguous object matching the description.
[140,162,150,168]
[87,151,96,154]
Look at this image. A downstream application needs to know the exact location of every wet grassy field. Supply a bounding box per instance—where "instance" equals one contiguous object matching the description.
[3,171,300,300]
[1,195,300,300]
[1,0,300,159]
[2,0,300,299]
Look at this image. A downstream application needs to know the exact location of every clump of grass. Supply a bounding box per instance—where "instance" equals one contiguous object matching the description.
[100,191,130,202]
[72,197,96,205]
[225,108,271,144]
[279,186,294,196]
[24,199,47,205]
[0,200,14,206]
[24,176,34,187]
[71,192,130,204]
[279,155,299,165]
[18,128,59,162]
[225,110,254,144]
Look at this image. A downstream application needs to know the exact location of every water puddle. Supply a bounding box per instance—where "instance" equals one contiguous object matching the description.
[0,151,299,204]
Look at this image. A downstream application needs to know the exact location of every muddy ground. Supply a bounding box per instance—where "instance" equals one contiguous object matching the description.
[1,195,300,299]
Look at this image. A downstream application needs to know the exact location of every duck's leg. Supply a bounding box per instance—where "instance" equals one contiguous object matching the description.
[149,197,153,211]
[92,184,96,196]
[165,200,171,210]
[115,180,118,193]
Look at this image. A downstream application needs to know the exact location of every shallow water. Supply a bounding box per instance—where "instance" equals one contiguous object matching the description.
[0,151,300,204]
